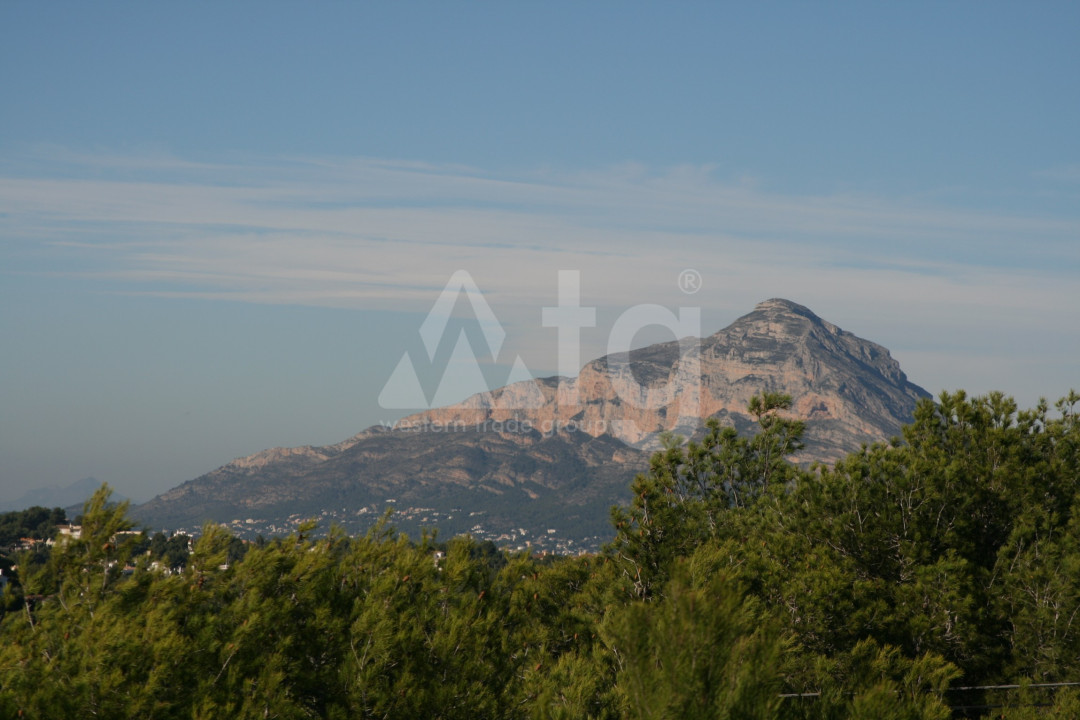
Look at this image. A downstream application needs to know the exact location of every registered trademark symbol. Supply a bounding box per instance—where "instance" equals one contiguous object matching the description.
[678,269,702,295]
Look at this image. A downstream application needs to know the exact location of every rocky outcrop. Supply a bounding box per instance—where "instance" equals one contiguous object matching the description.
[134,299,929,545]
[397,298,929,462]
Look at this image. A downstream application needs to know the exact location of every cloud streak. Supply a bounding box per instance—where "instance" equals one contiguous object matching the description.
[2,147,1077,408]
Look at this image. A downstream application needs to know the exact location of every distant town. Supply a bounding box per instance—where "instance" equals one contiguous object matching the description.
[158,502,609,555]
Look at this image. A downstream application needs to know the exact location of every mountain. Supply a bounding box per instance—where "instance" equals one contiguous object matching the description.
[134,299,930,550]
[1,477,124,514]
[404,298,927,463]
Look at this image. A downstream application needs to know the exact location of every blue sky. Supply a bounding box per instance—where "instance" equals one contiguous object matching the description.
[2,2,1078,504]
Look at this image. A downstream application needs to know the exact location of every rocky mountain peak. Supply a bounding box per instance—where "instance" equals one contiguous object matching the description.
[753,297,823,318]
[398,299,927,459]
[721,298,837,342]
[135,300,930,546]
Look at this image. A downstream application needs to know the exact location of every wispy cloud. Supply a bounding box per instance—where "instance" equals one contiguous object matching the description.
[2,147,1078,407]
[4,148,1077,277]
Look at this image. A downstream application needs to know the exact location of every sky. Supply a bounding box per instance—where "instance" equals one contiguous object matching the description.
[1,2,1078,504]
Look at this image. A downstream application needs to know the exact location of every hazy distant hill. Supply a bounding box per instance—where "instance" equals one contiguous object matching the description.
[135,299,930,549]
[1,477,125,514]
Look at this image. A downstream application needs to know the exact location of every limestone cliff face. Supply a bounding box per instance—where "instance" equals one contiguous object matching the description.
[398,298,929,462]
[135,299,930,542]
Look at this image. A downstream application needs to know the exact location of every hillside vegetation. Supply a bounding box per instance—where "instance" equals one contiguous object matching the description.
[2,390,1079,719]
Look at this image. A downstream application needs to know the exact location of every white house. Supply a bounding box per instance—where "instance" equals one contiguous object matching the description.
[56,524,83,543]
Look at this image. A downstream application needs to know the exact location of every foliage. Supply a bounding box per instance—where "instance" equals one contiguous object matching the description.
[0,506,68,548]
[608,391,803,599]
[602,563,783,720]
[1,391,1078,718]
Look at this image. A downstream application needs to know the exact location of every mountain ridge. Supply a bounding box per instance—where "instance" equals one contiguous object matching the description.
[134,299,930,549]
[1,477,127,514]
[391,297,926,461]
